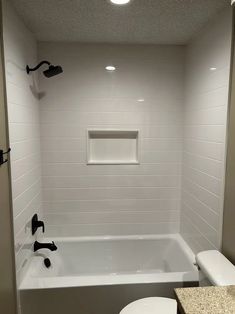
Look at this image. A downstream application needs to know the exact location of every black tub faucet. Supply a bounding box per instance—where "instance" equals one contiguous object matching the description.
[34,241,57,252]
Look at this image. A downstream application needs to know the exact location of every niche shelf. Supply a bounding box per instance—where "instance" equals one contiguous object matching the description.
[87,129,139,165]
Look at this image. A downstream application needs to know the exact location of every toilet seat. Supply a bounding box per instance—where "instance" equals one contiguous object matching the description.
[119,297,177,314]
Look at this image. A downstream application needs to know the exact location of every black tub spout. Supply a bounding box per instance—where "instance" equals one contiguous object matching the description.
[34,241,57,252]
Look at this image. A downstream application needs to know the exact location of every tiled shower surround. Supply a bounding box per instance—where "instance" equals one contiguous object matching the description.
[2,0,42,285]
[39,43,184,237]
[2,0,232,284]
[181,8,232,253]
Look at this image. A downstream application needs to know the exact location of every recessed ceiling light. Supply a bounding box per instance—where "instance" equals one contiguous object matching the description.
[110,0,130,5]
[210,67,217,71]
[137,99,145,102]
[105,65,116,71]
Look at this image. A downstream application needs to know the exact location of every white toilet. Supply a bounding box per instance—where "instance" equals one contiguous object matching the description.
[119,250,235,314]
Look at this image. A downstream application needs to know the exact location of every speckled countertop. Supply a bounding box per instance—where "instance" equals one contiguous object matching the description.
[175,286,235,314]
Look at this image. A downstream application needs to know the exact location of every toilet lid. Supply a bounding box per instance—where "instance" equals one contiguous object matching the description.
[120,297,177,314]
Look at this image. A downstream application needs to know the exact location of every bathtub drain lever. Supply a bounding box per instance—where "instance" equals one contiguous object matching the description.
[44,258,51,268]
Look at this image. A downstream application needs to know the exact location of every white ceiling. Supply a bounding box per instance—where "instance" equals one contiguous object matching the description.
[10,0,230,44]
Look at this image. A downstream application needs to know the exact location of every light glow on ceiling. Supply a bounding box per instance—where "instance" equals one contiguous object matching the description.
[105,65,116,71]
[110,0,130,5]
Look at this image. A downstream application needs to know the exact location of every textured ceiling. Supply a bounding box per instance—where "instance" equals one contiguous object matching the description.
[10,0,230,44]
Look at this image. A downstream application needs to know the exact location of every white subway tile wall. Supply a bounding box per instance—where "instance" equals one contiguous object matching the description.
[180,8,232,253]
[3,1,42,284]
[38,43,185,237]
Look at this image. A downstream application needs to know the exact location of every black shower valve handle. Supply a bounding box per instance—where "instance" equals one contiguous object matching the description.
[37,220,45,233]
[32,214,45,235]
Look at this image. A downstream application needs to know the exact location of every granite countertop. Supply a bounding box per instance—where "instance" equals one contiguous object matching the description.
[175,286,235,314]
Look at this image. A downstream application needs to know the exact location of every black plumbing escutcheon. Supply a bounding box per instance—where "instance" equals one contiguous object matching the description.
[32,214,45,235]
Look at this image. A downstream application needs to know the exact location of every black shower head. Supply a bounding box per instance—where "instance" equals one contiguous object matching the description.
[43,65,63,78]
[26,60,63,78]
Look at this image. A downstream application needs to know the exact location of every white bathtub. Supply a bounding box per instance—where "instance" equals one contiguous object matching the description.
[19,234,198,314]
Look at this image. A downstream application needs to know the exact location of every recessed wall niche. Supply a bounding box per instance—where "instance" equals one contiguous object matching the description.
[87,129,139,165]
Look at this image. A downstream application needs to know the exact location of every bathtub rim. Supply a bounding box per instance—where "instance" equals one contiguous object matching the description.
[42,233,196,262]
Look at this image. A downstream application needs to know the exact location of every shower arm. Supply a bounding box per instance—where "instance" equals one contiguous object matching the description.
[26,60,51,74]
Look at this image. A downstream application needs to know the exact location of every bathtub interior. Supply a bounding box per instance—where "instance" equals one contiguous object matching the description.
[20,235,198,290]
